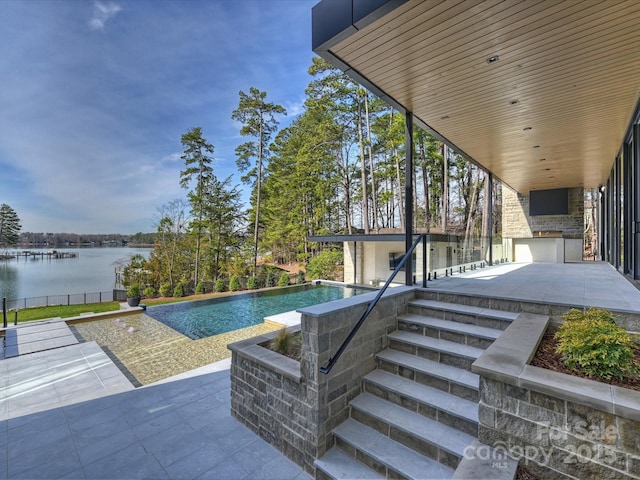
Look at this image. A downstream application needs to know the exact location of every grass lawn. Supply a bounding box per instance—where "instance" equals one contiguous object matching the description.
[11,302,121,323]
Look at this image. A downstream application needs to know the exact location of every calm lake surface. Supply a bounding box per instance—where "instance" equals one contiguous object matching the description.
[0,247,151,301]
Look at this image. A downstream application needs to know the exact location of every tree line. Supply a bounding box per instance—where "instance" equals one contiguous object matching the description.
[130,57,500,297]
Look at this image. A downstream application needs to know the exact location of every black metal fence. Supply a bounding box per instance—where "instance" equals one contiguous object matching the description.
[5,290,122,311]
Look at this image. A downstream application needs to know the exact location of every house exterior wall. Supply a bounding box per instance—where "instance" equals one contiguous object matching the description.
[502,187,584,262]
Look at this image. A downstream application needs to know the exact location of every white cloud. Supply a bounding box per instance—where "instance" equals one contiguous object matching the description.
[89,1,122,31]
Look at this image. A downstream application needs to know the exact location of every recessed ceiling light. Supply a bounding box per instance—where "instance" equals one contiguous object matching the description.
[523,127,532,131]
[441,115,450,120]
[486,55,500,64]
[509,99,519,105]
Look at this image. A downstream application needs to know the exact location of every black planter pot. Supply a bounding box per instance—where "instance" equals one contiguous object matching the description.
[127,296,141,307]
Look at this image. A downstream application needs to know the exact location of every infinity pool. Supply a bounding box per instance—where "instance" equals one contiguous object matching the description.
[145,284,373,340]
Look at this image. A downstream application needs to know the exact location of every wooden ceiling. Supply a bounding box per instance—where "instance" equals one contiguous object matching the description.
[324,0,640,193]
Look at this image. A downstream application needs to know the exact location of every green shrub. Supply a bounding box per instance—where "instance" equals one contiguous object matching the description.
[307,249,343,280]
[229,275,242,292]
[215,278,226,292]
[246,276,258,290]
[143,286,156,298]
[266,270,277,287]
[195,281,205,295]
[126,284,140,298]
[277,272,290,287]
[159,282,172,297]
[555,308,639,380]
[296,271,306,284]
[173,283,185,298]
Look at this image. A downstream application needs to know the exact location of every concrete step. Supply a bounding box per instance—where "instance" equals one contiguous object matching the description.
[398,313,501,349]
[314,447,383,480]
[332,418,454,479]
[388,330,484,370]
[364,369,478,436]
[350,393,476,469]
[408,299,517,330]
[376,348,479,402]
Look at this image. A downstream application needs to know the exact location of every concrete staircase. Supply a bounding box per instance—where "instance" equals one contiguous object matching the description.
[314,295,518,479]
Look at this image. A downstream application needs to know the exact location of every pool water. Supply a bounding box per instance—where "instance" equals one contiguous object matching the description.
[145,284,372,340]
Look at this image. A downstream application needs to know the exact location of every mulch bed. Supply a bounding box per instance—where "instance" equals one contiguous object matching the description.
[515,465,540,480]
[530,326,640,392]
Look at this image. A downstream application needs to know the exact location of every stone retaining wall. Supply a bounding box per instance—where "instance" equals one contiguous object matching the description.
[229,287,417,474]
[503,187,584,239]
[473,313,640,479]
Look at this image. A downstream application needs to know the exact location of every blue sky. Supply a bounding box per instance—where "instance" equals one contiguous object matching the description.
[0,0,318,234]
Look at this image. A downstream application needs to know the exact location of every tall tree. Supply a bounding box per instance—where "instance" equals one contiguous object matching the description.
[202,175,243,281]
[232,87,286,274]
[149,199,191,289]
[179,127,214,286]
[0,203,21,249]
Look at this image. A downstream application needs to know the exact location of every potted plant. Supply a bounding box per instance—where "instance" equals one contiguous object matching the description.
[126,284,141,307]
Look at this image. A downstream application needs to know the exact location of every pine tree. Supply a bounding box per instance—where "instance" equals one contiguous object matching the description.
[0,204,21,249]
[232,87,286,275]
[179,127,214,287]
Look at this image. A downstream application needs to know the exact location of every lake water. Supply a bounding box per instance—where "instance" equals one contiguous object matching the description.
[0,247,151,302]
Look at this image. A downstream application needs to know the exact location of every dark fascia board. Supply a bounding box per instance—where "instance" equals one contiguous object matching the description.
[311,0,515,193]
[309,234,407,243]
[309,233,462,243]
[312,0,408,52]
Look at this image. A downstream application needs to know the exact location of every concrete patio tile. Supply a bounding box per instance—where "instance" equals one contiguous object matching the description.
[249,454,312,480]
[162,444,228,480]
[229,438,281,474]
[74,428,139,466]
[143,425,211,468]
[82,443,168,479]
[196,455,251,480]
[214,423,260,455]
[8,420,73,460]
[7,406,66,432]
[70,414,130,449]
[9,451,82,480]
[131,409,187,441]
[8,432,77,477]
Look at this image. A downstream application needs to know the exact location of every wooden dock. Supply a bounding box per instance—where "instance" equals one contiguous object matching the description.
[0,250,78,260]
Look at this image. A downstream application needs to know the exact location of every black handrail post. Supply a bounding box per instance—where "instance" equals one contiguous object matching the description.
[319,234,425,375]
[405,111,414,286]
[2,297,7,328]
[422,235,427,288]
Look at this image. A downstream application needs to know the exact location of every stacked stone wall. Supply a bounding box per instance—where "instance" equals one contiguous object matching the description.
[479,377,640,479]
[503,187,584,239]
[230,288,416,474]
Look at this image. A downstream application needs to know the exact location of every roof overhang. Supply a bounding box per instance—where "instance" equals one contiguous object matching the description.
[312,0,640,193]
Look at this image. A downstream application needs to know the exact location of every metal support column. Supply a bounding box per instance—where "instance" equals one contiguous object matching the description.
[487,172,494,266]
[634,124,640,279]
[405,111,414,285]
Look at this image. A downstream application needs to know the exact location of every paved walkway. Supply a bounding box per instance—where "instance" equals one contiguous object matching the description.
[0,362,310,480]
[425,261,640,312]
[4,320,78,358]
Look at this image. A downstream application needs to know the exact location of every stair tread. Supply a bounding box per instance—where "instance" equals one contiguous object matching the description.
[377,349,479,390]
[365,369,479,424]
[398,313,502,340]
[314,447,383,480]
[334,419,454,479]
[351,393,476,458]
[388,330,485,360]
[409,299,518,321]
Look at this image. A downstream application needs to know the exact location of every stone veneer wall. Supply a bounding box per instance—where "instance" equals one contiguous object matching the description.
[503,187,584,239]
[473,313,640,479]
[229,287,416,474]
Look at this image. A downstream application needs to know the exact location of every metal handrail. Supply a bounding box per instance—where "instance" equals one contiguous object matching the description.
[319,234,426,374]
